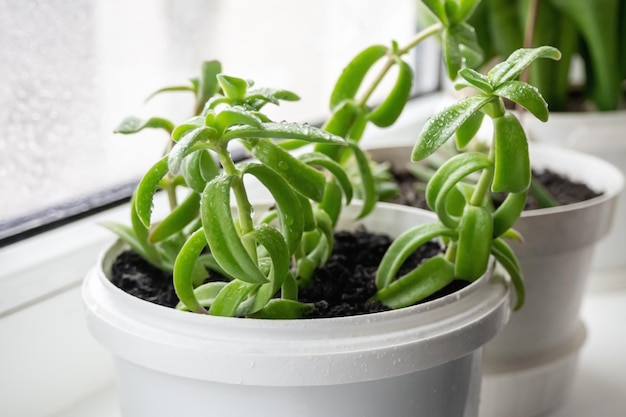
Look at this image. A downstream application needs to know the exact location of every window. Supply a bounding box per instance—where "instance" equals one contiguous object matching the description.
[0,0,441,243]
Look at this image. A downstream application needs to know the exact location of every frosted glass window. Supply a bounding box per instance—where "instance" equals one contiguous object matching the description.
[0,0,436,240]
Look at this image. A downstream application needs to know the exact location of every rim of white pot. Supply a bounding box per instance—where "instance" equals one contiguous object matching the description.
[365,142,624,254]
[83,202,510,387]
[521,143,623,218]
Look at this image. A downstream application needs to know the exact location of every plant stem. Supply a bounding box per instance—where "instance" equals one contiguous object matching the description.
[216,146,258,264]
[357,23,443,107]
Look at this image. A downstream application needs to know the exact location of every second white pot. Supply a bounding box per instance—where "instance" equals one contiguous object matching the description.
[365,143,624,417]
[522,109,626,287]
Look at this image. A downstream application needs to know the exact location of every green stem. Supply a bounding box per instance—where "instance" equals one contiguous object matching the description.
[216,146,258,263]
[357,23,443,107]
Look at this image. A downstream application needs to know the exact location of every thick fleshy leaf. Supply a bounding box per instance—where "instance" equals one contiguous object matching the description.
[202,174,268,284]
[250,299,315,319]
[455,204,493,281]
[425,152,492,228]
[114,116,174,134]
[173,228,208,313]
[168,127,218,173]
[375,255,455,309]
[217,75,248,100]
[196,60,222,110]
[487,47,562,87]
[442,28,463,80]
[376,222,456,289]
[175,282,228,311]
[245,224,290,313]
[455,110,484,149]
[209,280,257,317]
[491,238,525,310]
[349,143,377,219]
[181,150,220,193]
[421,0,448,25]
[134,156,169,228]
[171,116,207,141]
[144,85,195,104]
[241,163,304,254]
[215,106,264,133]
[223,122,346,145]
[298,152,354,203]
[413,94,493,161]
[492,112,531,193]
[149,192,201,243]
[456,68,493,93]
[367,58,414,127]
[494,81,549,122]
[330,44,388,110]
[249,139,327,202]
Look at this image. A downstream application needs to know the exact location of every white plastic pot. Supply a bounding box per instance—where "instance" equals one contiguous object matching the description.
[83,203,511,417]
[365,143,624,417]
[480,144,623,417]
[522,109,626,288]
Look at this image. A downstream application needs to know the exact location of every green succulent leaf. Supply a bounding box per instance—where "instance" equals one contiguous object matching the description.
[202,174,268,284]
[426,152,492,228]
[494,81,549,122]
[173,228,208,314]
[487,47,562,87]
[134,156,169,228]
[413,94,493,161]
[492,112,531,193]
[421,0,448,25]
[209,280,257,317]
[319,180,343,226]
[491,238,525,311]
[181,150,220,193]
[171,116,207,141]
[456,68,493,93]
[455,204,493,281]
[176,281,228,311]
[217,74,249,101]
[223,121,346,145]
[455,110,484,149]
[246,87,300,108]
[442,27,463,80]
[298,152,354,204]
[374,255,455,309]
[245,224,290,314]
[249,139,327,202]
[330,44,389,110]
[214,106,264,133]
[367,58,414,127]
[196,60,222,111]
[149,192,201,243]
[114,116,174,135]
[250,299,315,319]
[241,163,304,254]
[450,22,484,69]
[349,143,377,219]
[492,192,526,238]
[376,222,456,289]
[144,86,195,104]
[168,127,218,174]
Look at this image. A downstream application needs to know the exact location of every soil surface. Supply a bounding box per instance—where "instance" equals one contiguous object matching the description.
[110,227,467,318]
[391,169,601,211]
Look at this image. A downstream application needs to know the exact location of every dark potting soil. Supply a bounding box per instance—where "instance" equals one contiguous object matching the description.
[391,169,601,211]
[110,227,465,318]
